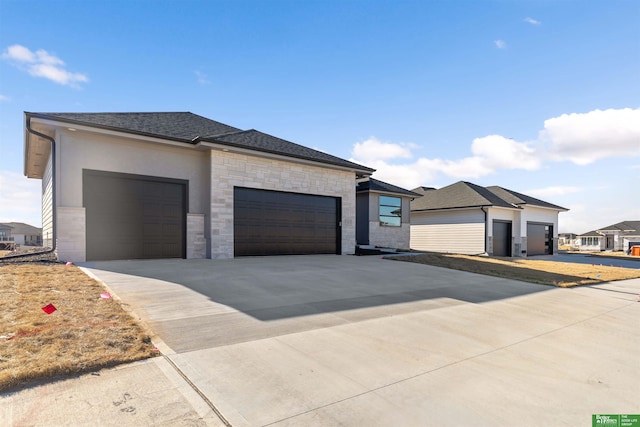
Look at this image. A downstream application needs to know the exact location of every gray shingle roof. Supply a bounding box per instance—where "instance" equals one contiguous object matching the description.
[596,220,640,234]
[356,178,422,197]
[204,129,373,171]
[486,186,568,211]
[28,112,240,142]
[26,112,374,173]
[410,181,517,211]
[578,230,602,237]
[1,222,42,234]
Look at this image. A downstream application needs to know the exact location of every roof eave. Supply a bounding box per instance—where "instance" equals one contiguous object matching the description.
[26,112,196,145]
[411,204,497,213]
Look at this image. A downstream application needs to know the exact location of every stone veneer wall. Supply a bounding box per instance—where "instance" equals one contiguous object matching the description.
[209,151,356,259]
[56,207,86,262]
[368,223,411,250]
[186,213,206,259]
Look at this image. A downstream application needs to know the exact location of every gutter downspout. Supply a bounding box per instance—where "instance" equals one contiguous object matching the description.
[7,116,58,260]
[481,206,488,254]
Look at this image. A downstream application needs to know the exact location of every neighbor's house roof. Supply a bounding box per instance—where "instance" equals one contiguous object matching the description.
[24,112,375,177]
[596,220,640,235]
[0,222,41,234]
[410,181,568,212]
[578,230,602,237]
[485,186,567,211]
[356,178,422,198]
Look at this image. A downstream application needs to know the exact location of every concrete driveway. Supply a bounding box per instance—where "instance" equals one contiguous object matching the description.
[75,256,639,426]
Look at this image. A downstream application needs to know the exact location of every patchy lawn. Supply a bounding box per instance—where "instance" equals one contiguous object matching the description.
[0,263,157,392]
[387,253,640,287]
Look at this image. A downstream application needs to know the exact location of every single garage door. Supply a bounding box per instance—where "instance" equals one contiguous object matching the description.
[527,222,553,256]
[83,170,186,261]
[234,187,340,256]
[492,220,512,257]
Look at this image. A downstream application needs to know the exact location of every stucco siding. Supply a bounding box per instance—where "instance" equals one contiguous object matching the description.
[210,151,356,259]
[520,207,559,237]
[410,209,485,254]
[57,130,209,214]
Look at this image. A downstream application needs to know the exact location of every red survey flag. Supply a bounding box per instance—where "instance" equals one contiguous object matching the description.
[42,303,57,314]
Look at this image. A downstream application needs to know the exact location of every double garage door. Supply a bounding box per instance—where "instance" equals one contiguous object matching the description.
[234,187,341,256]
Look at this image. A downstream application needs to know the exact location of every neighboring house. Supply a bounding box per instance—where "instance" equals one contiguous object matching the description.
[1,222,42,246]
[410,181,568,257]
[355,178,422,250]
[24,112,375,262]
[558,233,578,247]
[577,221,640,253]
[0,224,14,250]
[576,230,603,252]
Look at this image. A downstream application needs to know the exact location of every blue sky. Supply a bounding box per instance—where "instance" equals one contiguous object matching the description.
[1,0,639,233]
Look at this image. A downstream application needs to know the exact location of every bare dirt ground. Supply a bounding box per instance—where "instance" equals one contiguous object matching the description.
[388,252,640,287]
[0,264,157,392]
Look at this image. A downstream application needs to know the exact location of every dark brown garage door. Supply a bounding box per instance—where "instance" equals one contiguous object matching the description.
[83,170,187,261]
[527,222,553,256]
[234,187,340,256]
[493,220,512,257]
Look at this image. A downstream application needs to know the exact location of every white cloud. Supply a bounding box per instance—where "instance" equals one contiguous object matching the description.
[349,107,640,191]
[524,17,541,25]
[195,70,210,85]
[2,44,88,87]
[0,171,42,226]
[0,94,9,102]
[3,44,35,62]
[352,137,415,163]
[542,108,640,165]
[470,135,540,171]
[525,186,582,198]
[494,40,507,49]
[359,159,429,190]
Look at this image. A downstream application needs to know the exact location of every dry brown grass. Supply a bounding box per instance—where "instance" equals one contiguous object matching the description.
[0,263,157,392]
[389,253,640,287]
[0,250,12,257]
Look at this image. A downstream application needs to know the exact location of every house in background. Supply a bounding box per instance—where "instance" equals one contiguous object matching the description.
[23,112,375,262]
[558,233,578,247]
[577,221,640,253]
[355,177,422,250]
[0,224,14,250]
[410,181,568,257]
[576,230,603,252]
[1,222,42,246]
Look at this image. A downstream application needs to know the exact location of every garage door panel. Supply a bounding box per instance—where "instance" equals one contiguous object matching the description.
[493,221,512,257]
[234,187,339,256]
[527,222,553,256]
[84,170,186,261]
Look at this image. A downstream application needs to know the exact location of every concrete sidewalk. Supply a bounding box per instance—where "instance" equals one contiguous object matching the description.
[4,256,640,426]
[2,357,225,426]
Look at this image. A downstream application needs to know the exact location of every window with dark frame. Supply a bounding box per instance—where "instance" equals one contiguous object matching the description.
[379,195,401,227]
